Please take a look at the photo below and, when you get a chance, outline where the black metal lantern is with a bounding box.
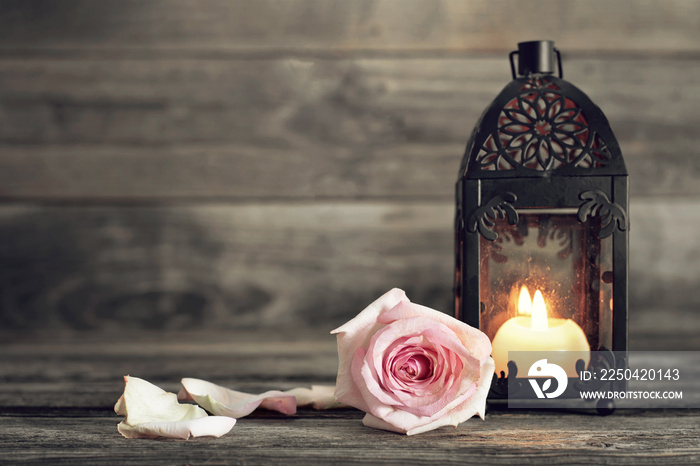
[454,41,628,404]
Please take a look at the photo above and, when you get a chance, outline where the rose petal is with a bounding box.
[361,413,408,434]
[361,357,494,435]
[353,347,404,420]
[379,300,492,364]
[363,316,480,417]
[114,375,235,439]
[117,417,236,440]
[331,288,407,412]
[115,375,208,425]
[179,378,297,417]
[331,288,408,338]
[368,363,482,434]
[403,357,495,435]
[285,385,346,410]
[332,289,496,435]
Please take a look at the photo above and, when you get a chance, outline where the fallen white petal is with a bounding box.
[285,385,346,410]
[179,378,297,418]
[115,375,205,425]
[115,375,235,439]
[117,416,236,440]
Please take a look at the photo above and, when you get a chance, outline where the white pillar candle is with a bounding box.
[491,288,590,378]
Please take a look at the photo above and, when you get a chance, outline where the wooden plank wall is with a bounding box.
[0,0,698,333]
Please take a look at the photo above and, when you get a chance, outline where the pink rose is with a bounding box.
[331,288,494,435]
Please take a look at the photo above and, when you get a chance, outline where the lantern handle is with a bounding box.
[509,51,518,80]
[555,48,563,79]
[509,48,563,80]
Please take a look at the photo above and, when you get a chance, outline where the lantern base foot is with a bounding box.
[596,398,615,416]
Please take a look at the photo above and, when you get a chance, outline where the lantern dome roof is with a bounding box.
[459,74,627,179]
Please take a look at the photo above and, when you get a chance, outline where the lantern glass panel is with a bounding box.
[480,211,612,376]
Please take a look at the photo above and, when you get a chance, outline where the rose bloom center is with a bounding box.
[396,352,433,382]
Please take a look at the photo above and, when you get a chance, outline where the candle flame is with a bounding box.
[531,290,548,331]
[518,286,532,315]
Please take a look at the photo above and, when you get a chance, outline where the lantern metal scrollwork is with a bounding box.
[454,41,628,408]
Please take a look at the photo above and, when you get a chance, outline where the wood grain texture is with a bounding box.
[0,332,698,464]
[0,200,698,331]
[0,325,696,409]
[0,57,698,200]
[1,410,699,465]
[1,410,697,465]
[1,0,699,56]
[0,4,698,461]
[0,330,340,408]
[0,1,698,336]
[0,203,455,330]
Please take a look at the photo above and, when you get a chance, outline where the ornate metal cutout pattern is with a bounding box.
[467,193,518,241]
[485,214,573,262]
[490,360,523,399]
[490,228,525,264]
[577,190,628,238]
[538,217,574,260]
[476,77,612,171]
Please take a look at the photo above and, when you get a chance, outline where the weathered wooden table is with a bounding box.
[1,327,698,465]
